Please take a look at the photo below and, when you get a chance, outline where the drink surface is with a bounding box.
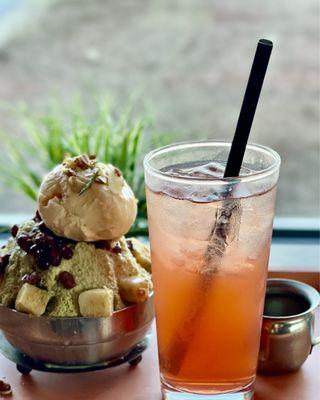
[161,160,255,180]
[146,162,277,394]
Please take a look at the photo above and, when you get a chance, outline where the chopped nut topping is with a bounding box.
[114,167,121,177]
[74,155,92,169]
[63,155,96,173]
[64,168,77,177]
[108,168,124,194]
[95,176,107,184]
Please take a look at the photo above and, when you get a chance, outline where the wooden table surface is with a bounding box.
[0,324,319,400]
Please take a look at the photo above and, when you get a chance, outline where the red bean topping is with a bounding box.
[0,254,10,273]
[126,240,134,252]
[58,271,76,289]
[35,234,55,250]
[38,221,54,235]
[111,243,122,254]
[11,225,19,237]
[17,235,33,253]
[16,222,74,269]
[22,272,41,286]
[29,244,46,258]
[94,241,111,250]
[50,250,62,267]
[36,257,51,271]
[33,210,42,222]
[61,246,73,260]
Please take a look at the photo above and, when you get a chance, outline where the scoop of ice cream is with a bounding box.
[38,155,137,241]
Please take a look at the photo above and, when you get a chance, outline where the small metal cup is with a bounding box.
[258,278,320,374]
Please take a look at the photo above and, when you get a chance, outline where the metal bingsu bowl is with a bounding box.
[0,295,154,366]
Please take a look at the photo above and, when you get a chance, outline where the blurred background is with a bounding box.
[0,0,319,219]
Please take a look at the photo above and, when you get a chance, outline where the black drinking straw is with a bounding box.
[163,39,274,376]
[224,39,273,178]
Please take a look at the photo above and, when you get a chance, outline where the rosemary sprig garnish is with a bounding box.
[79,170,100,196]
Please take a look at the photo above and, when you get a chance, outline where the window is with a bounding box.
[0,1,319,268]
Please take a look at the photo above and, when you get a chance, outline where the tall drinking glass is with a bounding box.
[144,141,280,400]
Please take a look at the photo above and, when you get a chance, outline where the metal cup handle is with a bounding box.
[312,335,320,346]
[310,306,320,351]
